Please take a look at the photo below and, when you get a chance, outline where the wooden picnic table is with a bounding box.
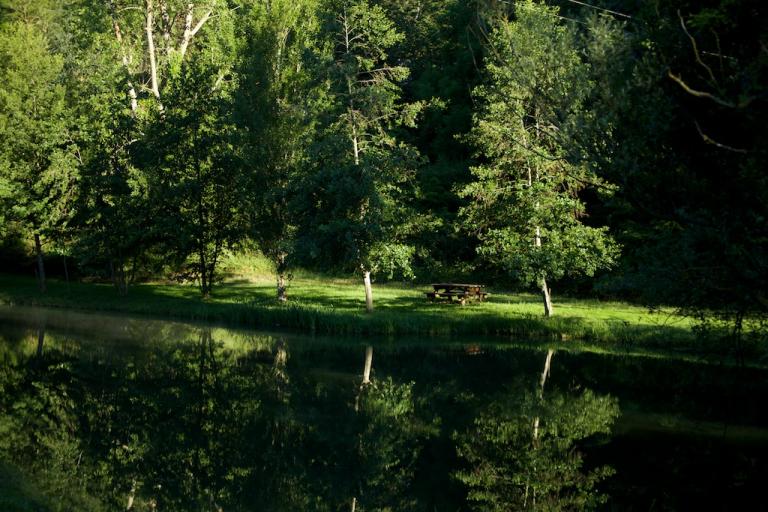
[425,283,488,305]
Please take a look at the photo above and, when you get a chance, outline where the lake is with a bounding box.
[1,305,766,511]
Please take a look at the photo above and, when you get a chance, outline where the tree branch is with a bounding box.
[179,3,212,59]
[145,0,161,102]
[106,0,138,112]
[678,10,718,86]
[667,70,748,108]
[694,120,748,153]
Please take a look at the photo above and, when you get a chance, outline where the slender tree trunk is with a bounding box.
[355,345,373,412]
[179,4,213,59]
[126,479,137,510]
[539,349,554,398]
[277,272,287,302]
[533,349,555,441]
[129,255,138,284]
[534,225,553,317]
[145,0,162,104]
[276,253,287,302]
[541,277,553,317]
[362,345,373,384]
[34,234,46,293]
[36,327,45,357]
[531,347,555,501]
[363,270,373,312]
[107,1,138,112]
[62,255,70,285]
[199,242,209,298]
[351,497,357,512]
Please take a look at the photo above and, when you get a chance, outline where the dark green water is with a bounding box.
[1,306,766,511]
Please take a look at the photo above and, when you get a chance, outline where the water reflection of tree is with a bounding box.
[455,350,619,511]
[1,329,430,511]
[0,324,113,510]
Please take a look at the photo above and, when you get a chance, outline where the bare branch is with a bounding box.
[694,120,748,154]
[667,70,742,108]
[678,10,718,87]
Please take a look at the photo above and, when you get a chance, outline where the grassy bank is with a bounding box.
[0,264,697,346]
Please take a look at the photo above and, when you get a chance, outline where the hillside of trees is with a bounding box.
[1,0,766,331]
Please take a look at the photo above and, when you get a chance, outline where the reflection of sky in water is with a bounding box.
[1,305,767,511]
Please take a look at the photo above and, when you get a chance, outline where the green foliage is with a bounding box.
[235,0,322,279]
[459,1,619,304]
[456,386,619,511]
[140,21,246,296]
[295,0,424,279]
[0,19,78,242]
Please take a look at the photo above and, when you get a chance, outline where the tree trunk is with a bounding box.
[145,0,161,102]
[539,349,554,398]
[533,224,552,316]
[107,1,139,112]
[276,253,287,302]
[199,247,209,298]
[363,270,373,312]
[62,255,70,285]
[126,479,137,510]
[540,277,553,317]
[362,345,373,384]
[533,349,555,442]
[36,327,45,357]
[34,234,46,293]
[355,345,374,412]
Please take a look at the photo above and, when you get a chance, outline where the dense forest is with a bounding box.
[0,0,766,329]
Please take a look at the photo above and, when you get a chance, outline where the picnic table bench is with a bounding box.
[425,283,488,305]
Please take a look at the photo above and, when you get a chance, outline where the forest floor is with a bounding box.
[0,253,704,349]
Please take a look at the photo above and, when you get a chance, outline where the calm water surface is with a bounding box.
[1,305,767,511]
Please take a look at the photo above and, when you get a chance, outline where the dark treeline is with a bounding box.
[0,0,766,326]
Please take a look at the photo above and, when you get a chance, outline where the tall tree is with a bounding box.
[69,15,150,294]
[141,11,247,298]
[459,0,619,316]
[0,16,78,292]
[236,0,321,302]
[297,0,423,312]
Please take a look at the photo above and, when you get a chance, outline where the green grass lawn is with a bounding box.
[0,253,698,347]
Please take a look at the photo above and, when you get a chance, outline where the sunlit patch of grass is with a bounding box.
[0,252,703,346]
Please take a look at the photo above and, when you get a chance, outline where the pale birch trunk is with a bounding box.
[527,349,555,508]
[355,345,373,412]
[532,349,554,441]
[362,345,373,384]
[534,226,553,317]
[540,278,553,317]
[34,233,46,293]
[363,270,374,313]
[352,345,374,509]
[179,4,213,59]
[145,0,162,107]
